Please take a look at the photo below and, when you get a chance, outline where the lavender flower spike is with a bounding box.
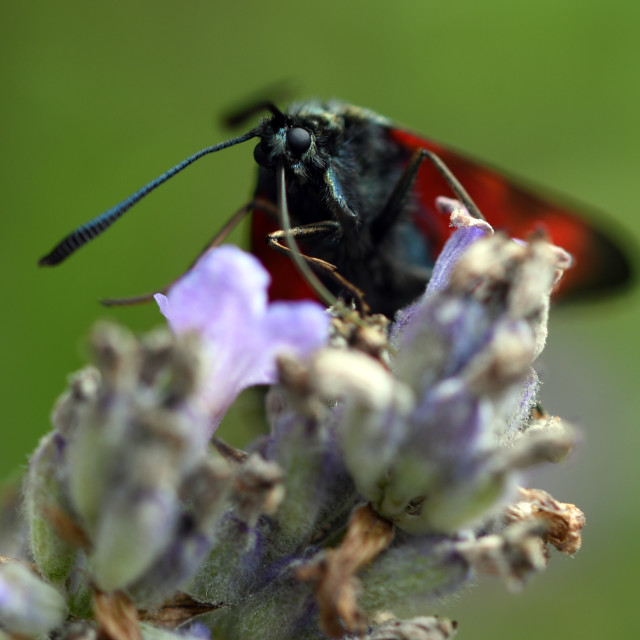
[340,201,574,533]
[4,197,584,639]
[156,245,330,429]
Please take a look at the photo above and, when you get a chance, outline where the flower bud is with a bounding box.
[0,560,67,636]
[25,432,79,583]
[90,487,179,592]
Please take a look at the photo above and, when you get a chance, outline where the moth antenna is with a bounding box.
[419,149,486,222]
[224,101,287,129]
[38,130,259,266]
[223,84,294,128]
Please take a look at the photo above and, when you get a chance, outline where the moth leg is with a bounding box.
[372,148,485,245]
[267,220,341,246]
[324,167,359,225]
[101,201,254,306]
[187,200,256,269]
[418,148,485,221]
[267,222,370,313]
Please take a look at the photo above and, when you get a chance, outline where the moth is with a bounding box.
[39,100,633,317]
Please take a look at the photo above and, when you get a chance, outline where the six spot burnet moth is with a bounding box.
[39,100,633,317]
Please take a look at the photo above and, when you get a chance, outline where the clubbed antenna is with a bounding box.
[38,130,258,266]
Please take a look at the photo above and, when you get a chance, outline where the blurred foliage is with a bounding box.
[1,1,639,638]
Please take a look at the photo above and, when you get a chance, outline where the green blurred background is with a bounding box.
[2,1,639,637]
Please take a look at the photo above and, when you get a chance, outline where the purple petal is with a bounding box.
[425,198,493,296]
[156,246,329,428]
[154,246,269,337]
[392,200,492,336]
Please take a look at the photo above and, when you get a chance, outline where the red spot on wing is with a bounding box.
[250,130,631,307]
[390,128,632,299]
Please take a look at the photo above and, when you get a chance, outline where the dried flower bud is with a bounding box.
[367,616,458,640]
[503,487,585,555]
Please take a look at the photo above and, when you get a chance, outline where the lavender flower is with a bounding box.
[297,202,573,536]
[6,202,585,640]
[155,245,330,429]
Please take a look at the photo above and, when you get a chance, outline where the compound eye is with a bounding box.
[253,142,269,167]
[286,127,311,156]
